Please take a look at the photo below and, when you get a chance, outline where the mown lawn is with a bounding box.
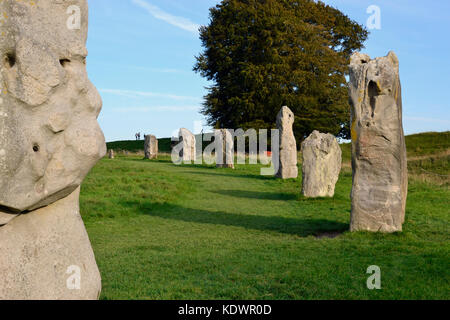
[80,145,449,299]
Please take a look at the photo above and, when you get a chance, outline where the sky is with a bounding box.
[86,0,450,142]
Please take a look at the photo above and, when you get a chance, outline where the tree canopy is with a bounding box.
[194,0,368,142]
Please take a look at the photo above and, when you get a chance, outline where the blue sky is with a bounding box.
[87,0,450,141]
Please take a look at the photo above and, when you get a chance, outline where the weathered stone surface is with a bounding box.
[0,188,101,300]
[108,149,114,159]
[276,106,298,179]
[348,51,408,233]
[0,0,104,299]
[301,131,342,198]
[0,211,18,226]
[144,134,158,160]
[0,0,106,213]
[179,128,196,163]
[216,129,234,169]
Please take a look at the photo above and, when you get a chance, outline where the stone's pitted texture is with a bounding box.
[0,0,106,213]
[108,149,115,159]
[216,129,234,169]
[276,106,298,179]
[179,128,196,163]
[348,51,408,233]
[0,211,18,226]
[0,188,101,300]
[0,1,104,299]
[301,131,342,198]
[144,134,158,160]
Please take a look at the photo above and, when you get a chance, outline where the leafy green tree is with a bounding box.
[194,0,368,142]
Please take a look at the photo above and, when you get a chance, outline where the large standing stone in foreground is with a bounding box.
[144,134,158,160]
[301,131,342,198]
[348,51,408,233]
[276,106,298,179]
[0,1,105,212]
[0,0,105,299]
[179,128,196,163]
[216,129,234,169]
[0,188,101,300]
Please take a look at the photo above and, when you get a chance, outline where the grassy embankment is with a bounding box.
[79,131,449,299]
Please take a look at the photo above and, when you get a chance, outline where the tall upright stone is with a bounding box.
[348,51,408,233]
[144,134,158,160]
[179,128,196,163]
[108,149,115,159]
[301,131,342,198]
[216,129,234,169]
[0,0,105,299]
[276,106,298,179]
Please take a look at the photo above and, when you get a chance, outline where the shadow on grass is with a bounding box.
[121,201,348,238]
[184,170,276,181]
[212,189,298,201]
[122,158,222,169]
[122,158,174,164]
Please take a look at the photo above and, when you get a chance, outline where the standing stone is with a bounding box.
[144,134,158,160]
[108,149,115,159]
[216,129,234,169]
[301,131,342,198]
[0,189,101,300]
[276,106,298,179]
[179,128,196,163]
[348,51,408,233]
[0,0,105,299]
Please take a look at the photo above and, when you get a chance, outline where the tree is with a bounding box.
[194,0,368,143]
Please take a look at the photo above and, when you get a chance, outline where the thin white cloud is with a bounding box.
[100,89,201,102]
[113,106,199,112]
[405,117,450,124]
[131,0,200,34]
[126,65,184,73]
[149,68,182,74]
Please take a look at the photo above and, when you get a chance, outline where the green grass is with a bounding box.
[107,136,204,154]
[81,132,450,300]
[106,138,172,153]
[406,131,450,157]
[106,140,144,153]
[111,131,449,163]
[340,131,450,163]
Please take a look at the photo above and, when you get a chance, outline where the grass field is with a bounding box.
[82,132,450,300]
